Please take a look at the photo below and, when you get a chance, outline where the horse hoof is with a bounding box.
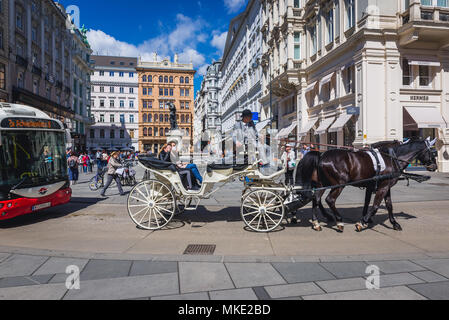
[337,225,344,233]
[355,223,364,233]
[393,223,403,231]
[291,217,298,225]
[313,225,322,232]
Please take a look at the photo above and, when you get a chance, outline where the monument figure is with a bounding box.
[168,102,178,130]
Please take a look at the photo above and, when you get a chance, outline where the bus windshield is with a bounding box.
[0,130,68,199]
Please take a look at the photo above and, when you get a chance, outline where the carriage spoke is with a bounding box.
[129,204,148,208]
[256,214,262,230]
[267,211,283,217]
[265,214,278,226]
[144,183,150,200]
[243,205,260,211]
[266,204,283,210]
[248,213,262,225]
[157,206,173,214]
[136,188,150,202]
[266,197,277,207]
[139,208,150,224]
[247,197,260,207]
[152,209,161,228]
[131,206,149,218]
[262,214,269,230]
[243,210,259,217]
[154,208,169,223]
[129,195,148,204]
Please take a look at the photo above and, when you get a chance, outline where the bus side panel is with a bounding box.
[0,188,72,221]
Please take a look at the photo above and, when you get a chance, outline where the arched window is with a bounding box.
[164,114,168,123]
[154,127,158,136]
[159,114,163,122]
[148,114,152,123]
[142,114,147,123]
[148,128,152,136]
[142,75,147,82]
[154,114,158,122]
[186,115,190,123]
[169,76,173,83]
[159,76,163,82]
[181,115,185,123]
[185,77,189,84]
[164,76,168,83]
[180,77,184,84]
[148,75,152,82]
[143,128,147,136]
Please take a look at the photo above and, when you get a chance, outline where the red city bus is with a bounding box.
[0,103,72,220]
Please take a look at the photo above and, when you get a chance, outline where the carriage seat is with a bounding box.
[206,163,249,173]
[138,157,177,172]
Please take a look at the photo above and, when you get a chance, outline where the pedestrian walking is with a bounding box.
[281,143,296,186]
[100,151,125,197]
[67,152,79,186]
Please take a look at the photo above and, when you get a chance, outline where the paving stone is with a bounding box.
[378,273,424,288]
[0,276,37,288]
[129,261,177,276]
[64,273,179,300]
[265,282,324,299]
[80,259,132,281]
[48,273,68,284]
[30,274,55,285]
[412,259,449,278]
[0,283,67,300]
[303,286,427,300]
[409,281,449,300]
[252,287,271,300]
[179,262,234,294]
[152,292,210,300]
[272,263,336,284]
[209,288,258,300]
[320,262,369,279]
[366,260,425,274]
[0,255,48,278]
[33,257,89,276]
[315,278,367,293]
[412,271,448,283]
[0,253,10,263]
[225,263,286,288]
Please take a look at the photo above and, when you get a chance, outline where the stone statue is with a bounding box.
[168,102,178,130]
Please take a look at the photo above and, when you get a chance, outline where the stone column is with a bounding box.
[439,55,449,173]
[385,39,402,142]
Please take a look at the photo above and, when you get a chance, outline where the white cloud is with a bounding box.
[211,31,228,52]
[86,14,210,75]
[224,0,246,13]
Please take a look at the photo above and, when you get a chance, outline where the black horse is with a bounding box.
[295,138,438,232]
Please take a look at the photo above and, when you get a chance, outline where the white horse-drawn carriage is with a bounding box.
[127,156,296,233]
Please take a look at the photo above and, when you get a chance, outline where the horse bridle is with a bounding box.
[380,140,437,169]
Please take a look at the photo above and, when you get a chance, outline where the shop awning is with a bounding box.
[304,82,317,94]
[298,118,318,137]
[329,114,354,133]
[404,107,447,129]
[276,121,298,139]
[319,73,334,87]
[408,60,440,67]
[315,117,336,135]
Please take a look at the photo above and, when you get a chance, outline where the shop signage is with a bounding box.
[347,107,360,115]
[410,95,429,101]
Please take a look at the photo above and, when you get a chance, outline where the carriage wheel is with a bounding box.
[127,180,176,230]
[241,189,285,232]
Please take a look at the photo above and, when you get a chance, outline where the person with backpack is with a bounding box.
[100,151,125,197]
[67,152,79,186]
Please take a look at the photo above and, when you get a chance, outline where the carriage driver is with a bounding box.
[232,109,268,165]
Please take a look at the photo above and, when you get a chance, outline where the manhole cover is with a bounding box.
[183,244,216,255]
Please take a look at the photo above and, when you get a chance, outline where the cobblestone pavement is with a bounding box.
[0,165,449,299]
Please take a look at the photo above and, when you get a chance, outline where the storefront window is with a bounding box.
[327,132,338,149]
[419,66,431,87]
[402,59,412,86]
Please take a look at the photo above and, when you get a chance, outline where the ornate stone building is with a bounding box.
[137,54,195,154]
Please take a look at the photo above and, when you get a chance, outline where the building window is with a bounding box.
[143,128,148,137]
[148,101,153,108]
[110,130,115,139]
[344,66,354,94]
[110,100,115,108]
[143,114,147,123]
[185,89,189,96]
[294,32,301,60]
[154,113,158,122]
[326,9,334,44]
[159,101,164,109]
[159,76,163,82]
[143,75,147,82]
[180,101,184,109]
[120,114,125,123]
[148,75,152,82]
[100,114,105,122]
[170,88,174,96]
[148,128,153,136]
[17,72,24,88]
[419,65,432,87]
[120,87,124,93]
[180,89,185,96]
[100,71,105,76]
[160,114,164,123]
[160,128,164,136]
[110,86,114,93]
[90,129,95,139]
[110,71,114,77]
[148,88,152,96]
[185,102,190,109]
[148,114,152,122]
[120,130,125,139]
[129,72,134,78]
[169,76,173,83]
[164,76,168,83]
[16,12,23,30]
[185,77,190,84]
[159,88,164,96]
[180,77,184,84]
[310,26,317,55]
[110,114,115,123]
[345,0,355,30]
[143,88,147,95]
[100,86,104,92]
[130,100,134,108]
[120,100,124,108]
[164,88,169,96]
[130,115,134,123]
[165,114,169,122]
[402,58,412,86]
[119,72,124,77]
[100,129,105,139]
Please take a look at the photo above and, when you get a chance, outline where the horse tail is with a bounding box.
[297,151,321,187]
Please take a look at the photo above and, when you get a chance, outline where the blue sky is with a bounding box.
[58,0,249,92]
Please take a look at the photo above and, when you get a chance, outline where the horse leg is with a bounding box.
[385,189,402,231]
[362,186,374,225]
[325,187,345,233]
[356,187,390,232]
[311,193,323,232]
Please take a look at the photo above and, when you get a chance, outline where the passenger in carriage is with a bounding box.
[168,141,203,186]
[158,144,198,191]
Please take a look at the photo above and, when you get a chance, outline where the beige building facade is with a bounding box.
[260,0,449,172]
